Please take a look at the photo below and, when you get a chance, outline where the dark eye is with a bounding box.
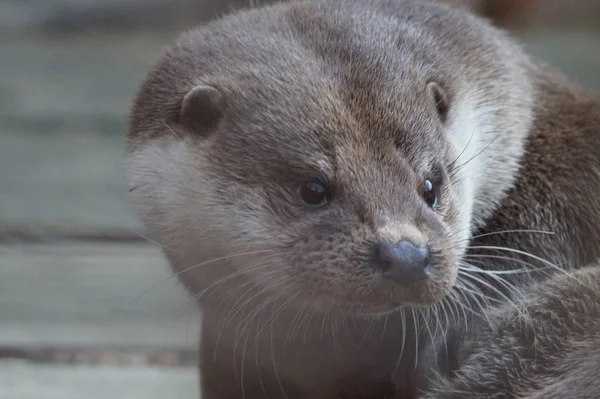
[422,179,438,208]
[299,180,330,206]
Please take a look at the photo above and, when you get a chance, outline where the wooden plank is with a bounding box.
[0,242,200,350]
[0,362,199,399]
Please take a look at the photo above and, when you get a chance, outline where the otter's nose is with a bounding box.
[373,241,431,286]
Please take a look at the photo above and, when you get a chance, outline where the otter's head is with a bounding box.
[126,0,533,316]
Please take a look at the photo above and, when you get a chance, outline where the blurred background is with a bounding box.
[0,0,598,398]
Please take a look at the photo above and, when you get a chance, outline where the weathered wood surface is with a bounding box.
[0,362,199,399]
[0,242,200,350]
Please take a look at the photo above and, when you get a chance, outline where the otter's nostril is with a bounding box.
[373,240,431,286]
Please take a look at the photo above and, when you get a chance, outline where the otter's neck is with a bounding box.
[470,67,600,278]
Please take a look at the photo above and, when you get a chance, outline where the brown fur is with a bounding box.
[125,0,600,398]
[415,66,600,399]
[421,263,600,399]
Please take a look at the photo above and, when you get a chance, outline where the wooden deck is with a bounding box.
[0,240,202,398]
[0,240,200,351]
[1,3,599,396]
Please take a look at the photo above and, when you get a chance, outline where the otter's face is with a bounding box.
[127,72,466,316]
[127,0,532,316]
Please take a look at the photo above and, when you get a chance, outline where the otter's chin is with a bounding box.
[327,267,458,318]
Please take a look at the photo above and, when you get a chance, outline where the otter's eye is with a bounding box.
[423,179,438,208]
[299,180,329,206]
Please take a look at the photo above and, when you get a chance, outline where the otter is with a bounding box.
[125,0,600,398]
[421,262,600,399]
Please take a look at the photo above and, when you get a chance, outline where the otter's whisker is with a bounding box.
[300,303,319,344]
[254,322,269,399]
[131,229,172,250]
[287,294,312,343]
[178,250,277,277]
[463,254,558,279]
[430,302,441,344]
[448,123,477,170]
[254,287,304,342]
[423,308,436,362]
[440,296,451,336]
[233,282,299,366]
[465,281,505,313]
[224,277,289,358]
[453,282,494,330]
[458,264,531,275]
[457,271,509,308]
[214,281,263,362]
[250,286,305,356]
[458,262,527,301]
[331,306,343,353]
[458,270,526,318]
[467,245,572,277]
[161,119,183,140]
[448,288,470,328]
[271,315,290,399]
[452,130,501,174]
[462,252,538,270]
[233,276,294,335]
[198,271,275,361]
[321,302,335,341]
[240,315,253,399]
[393,307,407,377]
[412,308,420,370]
[438,298,450,358]
[134,249,276,301]
[467,229,554,241]
[357,317,377,349]
[461,276,503,317]
[444,290,458,323]
[199,260,280,303]
[271,289,304,329]
[380,314,389,341]
[202,263,282,327]
[257,297,297,399]
[184,270,271,351]
[446,225,472,241]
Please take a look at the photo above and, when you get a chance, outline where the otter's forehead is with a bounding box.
[158,3,456,153]
[129,0,524,182]
[130,0,516,144]
[190,56,443,188]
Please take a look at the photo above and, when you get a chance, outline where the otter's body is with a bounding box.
[417,67,600,399]
[423,263,600,399]
[126,0,600,398]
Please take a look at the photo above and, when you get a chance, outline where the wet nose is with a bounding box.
[373,240,431,285]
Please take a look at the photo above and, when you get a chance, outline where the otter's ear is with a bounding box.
[180,85,225,136]
[427,82,449,123]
